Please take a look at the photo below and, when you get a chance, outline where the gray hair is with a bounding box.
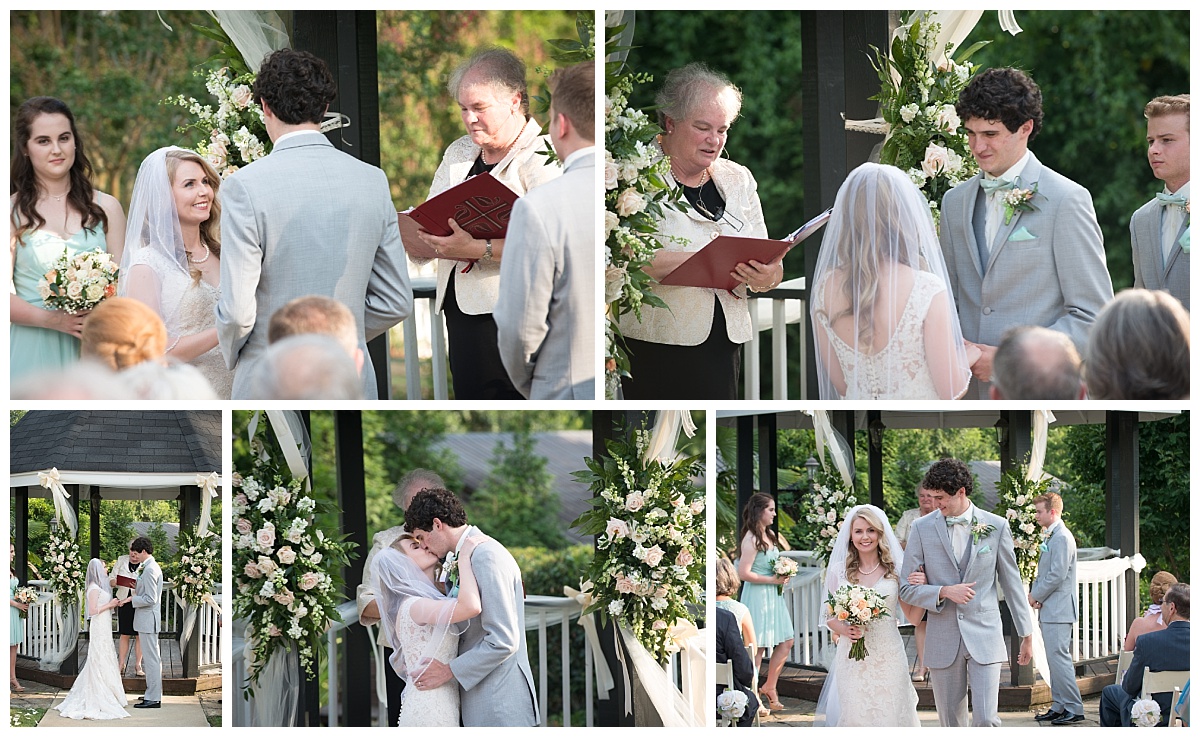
[393,469,447,511]
[992,325,1083,400]
[448,47,529,115]
[655,62,743,129]
[1085,289,1190,400]
[249,334,362,400]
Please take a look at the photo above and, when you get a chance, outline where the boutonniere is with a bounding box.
[438,552,459,587]
[135,560,146,578]
[971,521,996,544]
[1038,527,1052,553]
[1002,181,1039,225]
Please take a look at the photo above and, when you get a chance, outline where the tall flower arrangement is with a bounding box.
[871,13,987,222]
[603,21,688,399]
[795,467,858,567]
[168,526,219,607]
[993,464,1053,583]
[571,420,705,662]
[233,415,355,692]
[45,525,86,602]
[167,67,269,179]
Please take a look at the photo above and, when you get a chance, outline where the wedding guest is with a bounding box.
[1028,492,1084,725]
[940,68,1114,397]
[217,48,411,400]
[269,295,364,375]
[120,147,232,398]
[110,546,143,677]
[715,558,756,652]
[894,484,936,681]
[1131,94,1189,310]
[1101,583,1190,726]
[357,468,446,728]
[715,607,759,727]
[494,60,595,399]
[989,325,1085,400]
[1085,289,1189,400]
[247,334,362,400]
[618,63,777,400]
[10,361,136,400]
[10,543,27,692]
[81,296,167,370]
[737,493,794,712]
[10,96,126,381]
[414,47,561,400]
[1124,571,1178,652]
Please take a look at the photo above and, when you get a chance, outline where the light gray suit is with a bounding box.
[216,132,412,399]
[493,149,596,399]
[131,555,163,702]
[940,152,1114,397]
[1130,197,1190,310]
[900,507,1034,727]
[1030,520,1083,717]
[449,534,538,726]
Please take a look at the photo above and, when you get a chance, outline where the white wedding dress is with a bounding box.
[395,598,461,726]
[814,269,950,400]
[831,576,919,727]
[55,584,130,720]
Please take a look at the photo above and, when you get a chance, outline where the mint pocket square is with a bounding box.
[1008,226,1037,242]
[978,545,992,555]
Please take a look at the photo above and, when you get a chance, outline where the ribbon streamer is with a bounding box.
[1027,410,1056,481]
[38,467,78,538]
[642,410,697,468]
[196,472,220,538]
[564,583,616,698]
[803,411,854,490]
[176,590,224,654]
[266,410,311,491]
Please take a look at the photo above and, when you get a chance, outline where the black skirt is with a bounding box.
[117,599,136,636]
[621,297,741,400]
[443,274,525,400]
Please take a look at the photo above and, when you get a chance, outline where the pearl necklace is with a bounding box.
[481,116,529,165]
[671,165,709,189]
[858,560,882,576]
[186,242,211,265]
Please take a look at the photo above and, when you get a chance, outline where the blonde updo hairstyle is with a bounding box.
[81,297,166,370]
[844,506,899,584]
[1150,571,1179,605]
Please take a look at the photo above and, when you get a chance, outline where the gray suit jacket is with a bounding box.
[900,508,1033,668]
[450,535,538,726]
[940,152,1114,396]
[1130,198,1190,310]
[130,556,162,634]
[216,133,412,399]
[494,150,596,399]
[1030,521,1078,624]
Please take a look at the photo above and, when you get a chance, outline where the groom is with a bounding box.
[900,459,1033,727]
[939,67,1113,398]
[126,537,163,709]
[404,488,539,726]
[217,48,413,399]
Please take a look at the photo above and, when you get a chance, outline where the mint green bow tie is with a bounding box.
[980,178,1014,196]
[1155,192,1188,208]
[946,514,970,527]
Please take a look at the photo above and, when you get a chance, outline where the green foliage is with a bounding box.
[962,10,1190,290]
[11,411,28,427]
[468,426,567,550]
[993,464,1055,583]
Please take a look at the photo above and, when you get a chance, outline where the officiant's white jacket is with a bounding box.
[415,120,561,316]
[617,157,767,346]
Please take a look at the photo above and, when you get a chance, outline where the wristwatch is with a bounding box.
[481,239,494,262]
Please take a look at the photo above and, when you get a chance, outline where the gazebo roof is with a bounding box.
[10,410,220,497]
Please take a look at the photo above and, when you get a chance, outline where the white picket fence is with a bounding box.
[17,580,223,670]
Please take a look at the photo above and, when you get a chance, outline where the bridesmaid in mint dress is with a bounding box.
[10,97,125,382]
[737,492,795,712]
[11,543,28,692]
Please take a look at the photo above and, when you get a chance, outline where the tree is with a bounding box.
[468,424,567,550]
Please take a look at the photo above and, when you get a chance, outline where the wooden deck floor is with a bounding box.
[16,634,220,694]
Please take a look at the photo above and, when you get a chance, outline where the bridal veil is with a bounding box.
[371,546,463,682]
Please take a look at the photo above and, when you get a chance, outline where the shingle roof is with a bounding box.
[10,411,221,475]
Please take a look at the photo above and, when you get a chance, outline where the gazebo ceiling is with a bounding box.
[715,409,1179,430]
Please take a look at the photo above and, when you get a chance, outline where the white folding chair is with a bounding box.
[1116,650,1134,685]
[746,644,762,726]
[1141,669,1190,726]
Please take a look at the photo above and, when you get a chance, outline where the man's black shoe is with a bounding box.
[1051,712,1085,725]
[1035,709,1065,722]
[133,701,161,709]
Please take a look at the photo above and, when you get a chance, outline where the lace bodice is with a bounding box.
[815,269,947,399]
[395,598,461,726]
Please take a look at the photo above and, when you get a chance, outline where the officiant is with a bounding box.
[618,63,779,400]
[414,48,561,400]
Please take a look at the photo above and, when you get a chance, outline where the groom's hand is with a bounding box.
[1017,636,1033,666]
[413,659,453,690]
[939,582,976,604]
[966,342,996,381]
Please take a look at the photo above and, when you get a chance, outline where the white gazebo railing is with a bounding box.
[398,276,450,400]
[743,281,808,400]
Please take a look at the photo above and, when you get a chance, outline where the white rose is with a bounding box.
[615,188,646,217]
[231,85,254,109]
[608,600,624,616]
[619,161,639,182]
[921,143,953,179]
[899,103,920,123]
[604,210,620,239]
[643,545,665,567]
[277,546,296,565]
[37,281,53,299]
[604,159,619,190]
[66,281,84,299]
[935,104,961,133]
[625,491,645,512]
[605,518,630,539]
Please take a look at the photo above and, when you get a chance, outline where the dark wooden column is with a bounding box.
[89,486,101,561]
[867,411,884,507]
[736,415,757,525]
[758,413,778,505]
[333,410,371,726]
[997,411,1033,686]
[179,485,203,678]
[14,487,29,583]
[1105,412,1140,626]
[293,11,391,400]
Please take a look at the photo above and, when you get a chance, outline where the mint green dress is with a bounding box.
[740,547,795,648]
[10,576,23,645]
[10,226,108,381]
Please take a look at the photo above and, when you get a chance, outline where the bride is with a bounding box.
[815,505,923,727]
[811,163,974,399]
[55,559,130,720]
[373,532,483,726]
[119,146,232,398]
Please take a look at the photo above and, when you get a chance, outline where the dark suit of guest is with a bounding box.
[1100,619,1190,726]
[715,607,758,727]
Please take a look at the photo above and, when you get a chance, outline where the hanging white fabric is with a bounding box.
[1027,410,1057,481]
[211,10,289,73]
[803,410,854,490]
[38,468,78,537]
[565,584,616,699]
[196,471,220,538]
[642,410,697,467]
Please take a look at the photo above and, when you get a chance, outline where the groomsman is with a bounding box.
[1028,492,1085,725]
[1131,94,1190,310]
[493,61,596,399]
[939,68,1114,398]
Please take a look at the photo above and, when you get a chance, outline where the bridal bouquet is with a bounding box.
[827,583,890,661]
[1131,698,1163,727]
[167,66,270,179]
[772,556,799,595]
[994,464,1052,582]
[13,586,39,619]
[37,248,118,314]
[716,688,749,726]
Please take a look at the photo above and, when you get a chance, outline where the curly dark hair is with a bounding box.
[956,67,1043,141]
[10,97,107,245]
[253,49,338,125]
[130,536,153,554]
[405,487,468,532]
[922,458,972,498]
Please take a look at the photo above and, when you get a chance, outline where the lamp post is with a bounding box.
[805,456,820,480]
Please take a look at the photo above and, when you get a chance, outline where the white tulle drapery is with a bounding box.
[38,468,78,537]
[36,467,81,671]
[619,625,706,727]
[802,410,854,490]
[211,11,289,73]
[564,584,617,699]
[1027,410,1056,481]
[642,410,697,467]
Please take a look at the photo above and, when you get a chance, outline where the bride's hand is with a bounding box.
[907,570,927,586]
[842,624,863,641]
[460,535,486,555]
